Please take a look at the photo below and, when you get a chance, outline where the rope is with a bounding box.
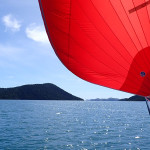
[145,96,150,115]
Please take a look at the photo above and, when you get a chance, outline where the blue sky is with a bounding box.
[0,0,133,99]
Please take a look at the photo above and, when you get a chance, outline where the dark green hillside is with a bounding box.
[120,95,145,101]
[0,83,83,100]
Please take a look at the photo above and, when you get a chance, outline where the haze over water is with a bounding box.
[0,100,150,150]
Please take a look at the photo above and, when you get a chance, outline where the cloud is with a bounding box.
[25,23,49,44]
[2,14,21,32]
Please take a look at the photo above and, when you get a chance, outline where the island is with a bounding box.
[87,95,146,101]
[0,83,83,100]
[119,95,145,101]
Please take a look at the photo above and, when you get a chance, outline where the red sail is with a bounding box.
[39,0,150,96]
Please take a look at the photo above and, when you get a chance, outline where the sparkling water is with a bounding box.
[0,100,149,150]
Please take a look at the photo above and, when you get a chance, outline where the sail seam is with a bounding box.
[132,0,150,68]
[89,0,136,65]
[58,50,149,95]
[68,0,72,67]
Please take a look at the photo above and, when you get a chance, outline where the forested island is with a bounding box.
[0,83,147,101]
[0,83,83,100]
[119,95,145,101]
[88,95,146,101]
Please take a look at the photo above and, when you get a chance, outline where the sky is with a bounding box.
[0,0,133,99]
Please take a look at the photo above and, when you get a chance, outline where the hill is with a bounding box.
[87,95,146,101]
[87,98,119,101]
[0,83,83,100]
[120,95,145,101]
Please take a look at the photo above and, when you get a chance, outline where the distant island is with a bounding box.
[0,83,83,100]
[0,83,146,101]
[88,95,146,101]
[88,98,119,101]
[119,95,145,101]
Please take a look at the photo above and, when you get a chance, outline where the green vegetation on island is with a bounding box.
[0,83,83,100]
[119,95,145,101]
[88,95,146,101]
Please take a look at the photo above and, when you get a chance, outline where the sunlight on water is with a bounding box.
[0,100,150,150]
[135,136,140,139]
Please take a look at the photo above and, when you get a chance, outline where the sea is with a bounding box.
[0,100,150,150]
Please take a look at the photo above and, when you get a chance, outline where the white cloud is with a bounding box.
[25,23,49,44]
[2,14,21,32]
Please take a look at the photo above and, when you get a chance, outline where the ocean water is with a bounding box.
[0,100,150,150]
